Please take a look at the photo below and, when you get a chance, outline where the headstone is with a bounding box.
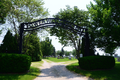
[114,54,118,58]
[117,57,120,62]
[69,56,71,60]
[57,55,60,59]
[80,54,83,58]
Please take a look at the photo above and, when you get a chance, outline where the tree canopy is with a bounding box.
[23,31,43,61]
[6,0,49,35]
[0,0,12,24]
[40,37,55,57]
[87,0,120,55]
[50,6,90,58]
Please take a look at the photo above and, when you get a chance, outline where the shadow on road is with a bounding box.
[37,64,93,80]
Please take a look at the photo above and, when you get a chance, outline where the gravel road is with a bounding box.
[34,59,93,80]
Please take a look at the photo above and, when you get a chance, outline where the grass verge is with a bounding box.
[0,61,43,80]
[31,61,43,67]
[66,60,120,80]
[46,57,77,62]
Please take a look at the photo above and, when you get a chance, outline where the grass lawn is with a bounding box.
[0,61,43,80]
[45,57,77,62]
[66,59,120,80]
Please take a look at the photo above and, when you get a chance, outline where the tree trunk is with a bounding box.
[76,49,80,59]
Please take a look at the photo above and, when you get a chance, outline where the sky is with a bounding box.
[42,0,95,51]
[42,0,120,56]
[44,0,95,16]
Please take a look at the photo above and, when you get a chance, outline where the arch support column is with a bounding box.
[84,29,90,56]
[19,23,24,54]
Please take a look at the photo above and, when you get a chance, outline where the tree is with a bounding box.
[40,37,54,57]
[56,50,61,56]
[23,32,43,61]
[50,6,90,58]
[60,47,64,57]
[0,0,12,24]
[0,30,18,53]
[6,0,49,39]
[52,47,56,57]
[87,0,120,55]
[71,49,76,56]
[65,51,70,56]
[4,0,49,56]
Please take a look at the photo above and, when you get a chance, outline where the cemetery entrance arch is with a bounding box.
[19,18,90,56]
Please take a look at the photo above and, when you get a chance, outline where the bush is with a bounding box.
[78,56,115,70]
[0,53,31,73]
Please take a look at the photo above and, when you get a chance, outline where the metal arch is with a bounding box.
[19,18,90,56]
[23,18,86,34]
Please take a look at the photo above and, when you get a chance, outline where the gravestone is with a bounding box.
[117,57,120,62]
[57,55,60,59]
[80,54,83,58]
[69,56,71,60]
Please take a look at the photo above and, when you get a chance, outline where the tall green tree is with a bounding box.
[87,0,120,55]
[59,47,64,57]
[40,37,54,57]
[0,30,18,53]
[65,51,70,56]
[50,6,90,58]
[71,49,76,56]
[23,32,43,61]
[52,47,56,57]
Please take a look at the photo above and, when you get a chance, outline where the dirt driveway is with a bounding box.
[34,59,93,80]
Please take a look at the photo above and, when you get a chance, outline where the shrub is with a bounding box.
[0,53,31,73]
[78,56,115,70]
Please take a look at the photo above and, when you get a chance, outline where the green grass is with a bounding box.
[46,57,77,62]
[31,61,43,67]
[66,59,120,80]
[0,61,43,80]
